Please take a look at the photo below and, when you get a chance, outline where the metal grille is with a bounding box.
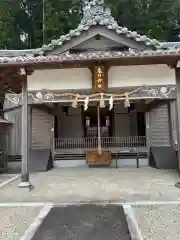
[55,136,147,150]
[86,126,109,137]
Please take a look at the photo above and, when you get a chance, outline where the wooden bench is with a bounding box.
[114,149,148,168]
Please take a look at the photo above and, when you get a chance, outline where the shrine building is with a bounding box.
[0,0,180,185]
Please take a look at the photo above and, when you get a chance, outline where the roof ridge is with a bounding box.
[42,0,163,52]
[1,49,180,66]
[0,48,43,57]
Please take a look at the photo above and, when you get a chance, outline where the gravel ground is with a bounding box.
[0,207,42,240]
[133,204,180,240]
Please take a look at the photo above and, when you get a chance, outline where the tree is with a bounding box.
[0,0,20,49]
[18,0,43,48]
[105,0,180,41]
[1,0,180,50]
[43,0,83,44]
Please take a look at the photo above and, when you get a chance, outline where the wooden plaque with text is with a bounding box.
[92,65,107,93]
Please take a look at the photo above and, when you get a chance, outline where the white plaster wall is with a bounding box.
[108,65,175,87]
[28,68,92,91]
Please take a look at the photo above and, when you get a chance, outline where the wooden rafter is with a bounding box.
[0,67,23,94]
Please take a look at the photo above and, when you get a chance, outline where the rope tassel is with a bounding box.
[124,92,130,108]
[72,95,78,108]
[100,93,105,108]
[109,96,114,110]
[84,96,89,111]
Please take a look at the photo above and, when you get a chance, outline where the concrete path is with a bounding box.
[0,167,180,203]
[31,205,131,240]
[0,167,180,239]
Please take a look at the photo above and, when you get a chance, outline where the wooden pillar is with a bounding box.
[29,105,32,159]
[18,76,31,188]
[175,68,180,188]
[167,102,173,147]
[97,105,102,155]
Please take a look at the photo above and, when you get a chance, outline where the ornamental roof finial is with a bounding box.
[81,0,114,26]
[83,0,105,13]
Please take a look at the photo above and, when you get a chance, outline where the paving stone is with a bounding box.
[32,205,131,240]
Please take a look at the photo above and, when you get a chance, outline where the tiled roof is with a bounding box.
[0,0,179,61]
[0,41,179,60]
[162,42,180,49]
[0,49,180,66]
[0,118,12,124]
[41,0,163,52]
[0,1,180,59]
[0,48,42,57]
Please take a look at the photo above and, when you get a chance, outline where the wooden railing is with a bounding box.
[54,136,147,150]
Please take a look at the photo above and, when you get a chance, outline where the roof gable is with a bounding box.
[72,35,124,52]
[42,0,163,54]
[49,26,154,55]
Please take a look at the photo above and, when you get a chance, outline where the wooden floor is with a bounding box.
[54,147,148,155]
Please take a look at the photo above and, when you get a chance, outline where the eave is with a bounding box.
[0,50,179,69]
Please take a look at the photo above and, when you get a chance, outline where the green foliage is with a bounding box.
[43,0,83,44]
[0,0,20,49]
[105,0,180,41]
[0,0,180,49]
[20,0,43,48]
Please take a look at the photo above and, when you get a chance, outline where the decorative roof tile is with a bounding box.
[0,49,180,66]
[42,0,163,53]
[0,48,43,57]
[0,1,180,58]
[162,42,180,49]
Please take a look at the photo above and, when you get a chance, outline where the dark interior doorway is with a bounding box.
[137,112,146,136]
[83,106,113,137]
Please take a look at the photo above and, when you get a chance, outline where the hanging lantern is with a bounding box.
[86,116,90,127]
[106,116,110,127]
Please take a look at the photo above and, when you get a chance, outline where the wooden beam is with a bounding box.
[31,103,54,115]
[145,99,169,112]
[0,53,180,70]
[175,68,180,168]
[0,68,22,94]
[97,104,102,155]
[167,101,174,147]
[127,99,170,113]
[175,67,180,188]
[18,75,31,188]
